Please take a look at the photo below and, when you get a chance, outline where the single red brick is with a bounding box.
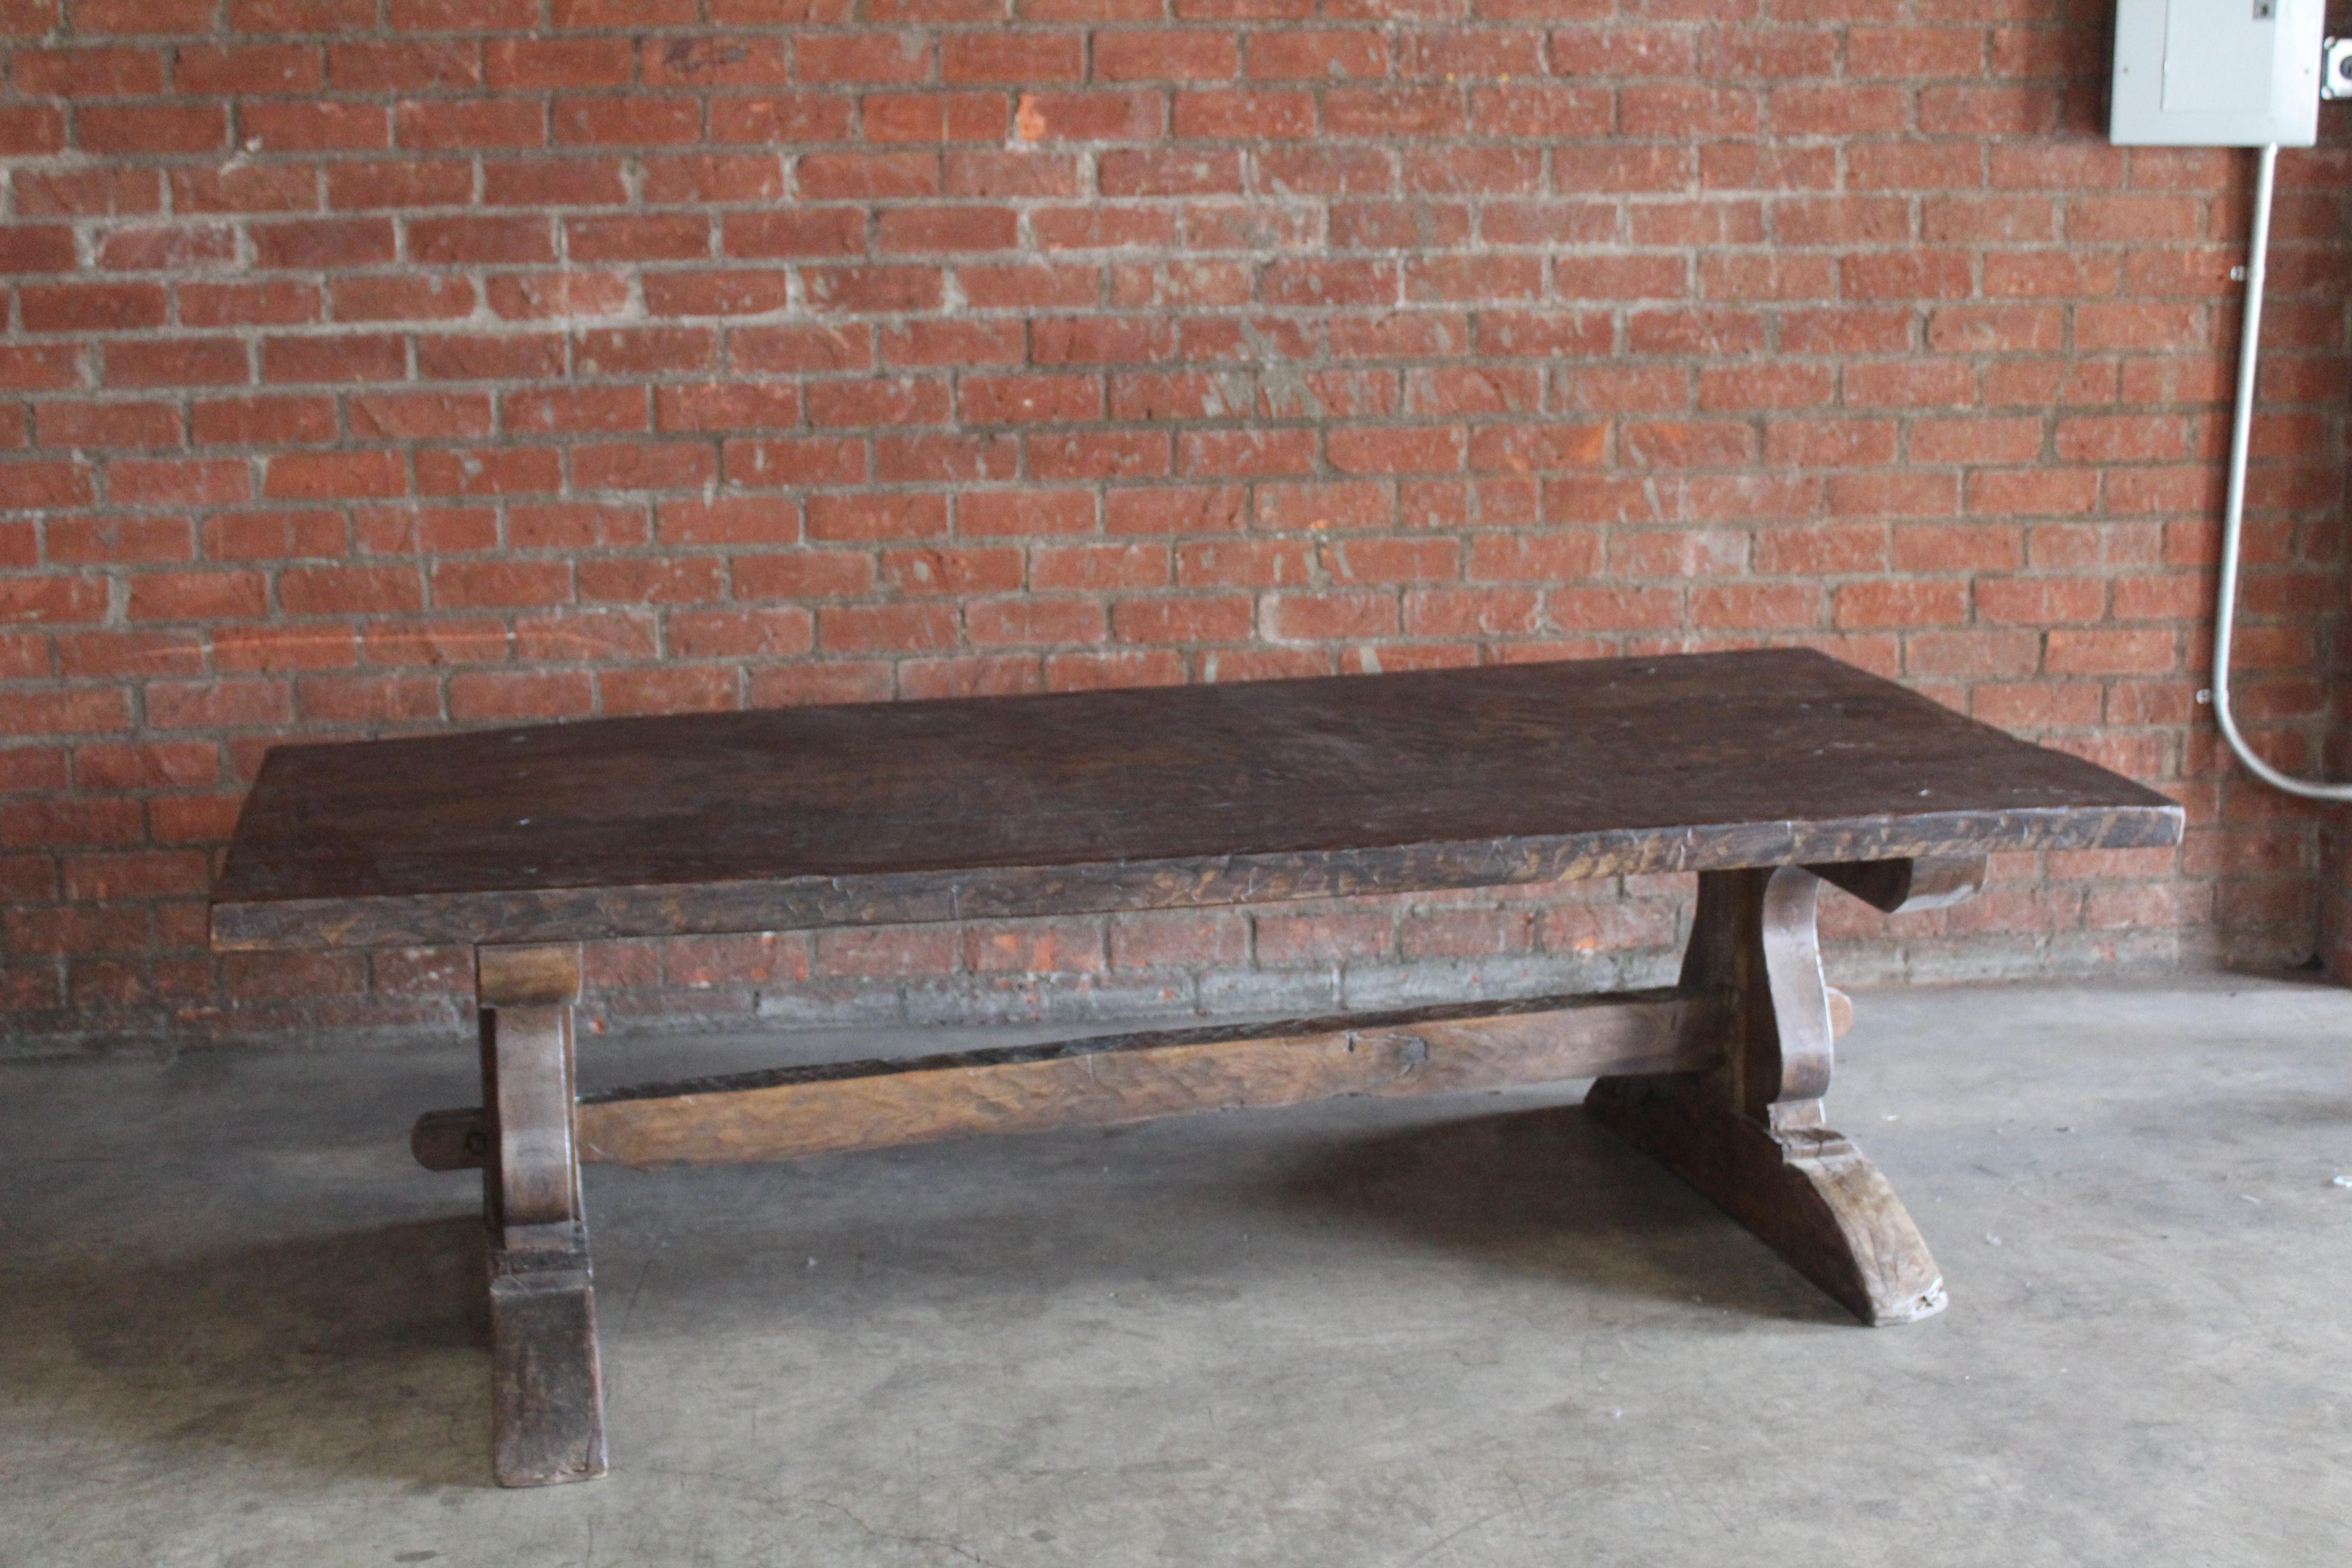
[574,327,719,377]
[447,670,595,723]
[898,655,1047,701]
[959,373,1102,425]
[723,435,868,487]
[872,432,1017,483]
[482,157,627,206]
[642,269,794,317]
[818,601,958,653]
[12,46,164,97]
[569,213,713,263]
[127,570,268,622]
[76,102,225,154]
[200,507,343,559]
[647,36,794,92]
[881,319,1025,369]
[326,38,482,93]
[943,30,1081,83]
[240,100,387,152]
[814,926,959,979]
[143,675,294,730]
[723,208,863,259]
[805,491,947,542]
[484,271,632,321]
[331,274,477,322]
[555,94,701,146]
[261,334,407,384]
[0,225,75,274]
[706,93,857,144]
[19,282,166,333]
[730,549,875,601]
[667,607,814,658]
[278,564,424,617]
[0,103,68,156]
[959,489,1096,536]
[395,97,544,151]
[407,215,555,266]
[487,36,634,90]
[250,217,396,269]
[414,446,563,496]
[34,400,181,449]
[1097,30,1239,81]
[578,556,725,606]
[862,89,1005,143]
[955,262,1100,310]
[565,453,706,511]
[1262,590,1396,640]
[877,205,1018,253]
[1027,429,1169,481]
[177,280,319,328]
[967,596,1105,647]
[655,382,802,432]
[264,450,407,500]
[1246,29,1386,80]
[10,166,159,217]
[0,460,95,509]
[801,264,943,314]
[190,395,334,451]
[1011,89,1161,142]
[72,741,219,792]
[502,385,647,436]
[108,456,250,507]
[46,514,191,565]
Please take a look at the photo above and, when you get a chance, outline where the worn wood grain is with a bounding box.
[414,989,1728,1172]
[210,650,2181,951]
[487,1237,607,1487]
[477,942,584,1009]
[1583,1073,1947,1326]
[477,943,604,1486]
[1588,862,1948,1326]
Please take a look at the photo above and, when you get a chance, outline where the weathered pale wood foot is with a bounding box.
[477,943,607,1486]
[1588,860,1976,1326]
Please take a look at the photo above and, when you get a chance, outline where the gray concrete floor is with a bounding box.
[4,979,2350,1567]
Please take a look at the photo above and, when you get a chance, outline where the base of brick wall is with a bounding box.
[0,919,2273,1064]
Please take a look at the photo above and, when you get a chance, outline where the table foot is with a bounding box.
[1585,1070,1945,1325]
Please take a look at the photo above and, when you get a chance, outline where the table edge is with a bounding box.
[210,802,2185,953]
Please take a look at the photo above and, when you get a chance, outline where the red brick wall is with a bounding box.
[2,1,2345,1052]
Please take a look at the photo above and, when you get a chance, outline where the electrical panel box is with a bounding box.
[2110,0,2324,145]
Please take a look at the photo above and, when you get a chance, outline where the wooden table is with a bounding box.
[210,648,2181,1485]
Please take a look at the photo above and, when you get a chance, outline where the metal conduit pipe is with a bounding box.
[2207,142,2352,801]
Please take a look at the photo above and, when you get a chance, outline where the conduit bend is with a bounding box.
[2208,142,2352,800]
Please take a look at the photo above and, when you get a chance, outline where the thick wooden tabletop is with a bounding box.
[211,648,2181,952]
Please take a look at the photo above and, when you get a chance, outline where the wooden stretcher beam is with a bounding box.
[411,985,1808,1173]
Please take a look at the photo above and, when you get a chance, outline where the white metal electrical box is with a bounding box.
[2110,0,2324,145]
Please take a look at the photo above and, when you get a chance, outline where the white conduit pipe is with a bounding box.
[2207,142,2352,800]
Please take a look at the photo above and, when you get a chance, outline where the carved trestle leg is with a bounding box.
[476,942,607,1485]
[1586,862,1955,1326]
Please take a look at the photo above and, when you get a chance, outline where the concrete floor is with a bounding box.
[3,979,2350,1567]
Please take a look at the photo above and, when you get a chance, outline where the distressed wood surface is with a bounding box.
[210,650,2180,952]
[488,1239,606,1489]
[1584,1073,1948,1326]
[414,988,1732,1172]
[476,943,606,1487]
[1588,863,1947,1326]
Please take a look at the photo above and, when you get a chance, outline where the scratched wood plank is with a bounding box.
[211,649,2182,951]
[410,987,1732,1171]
